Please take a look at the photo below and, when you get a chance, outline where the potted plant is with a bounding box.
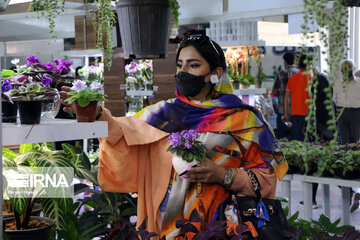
[3,55,74,124]
[64,80,106,122]
[2,142,97,240]
[167,129,207,176]
[248,46,265,88]
[125,60,154,92]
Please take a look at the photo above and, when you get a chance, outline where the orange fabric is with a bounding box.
[286,70,311,116]
[97,109,172,235]
[97,109,277,237]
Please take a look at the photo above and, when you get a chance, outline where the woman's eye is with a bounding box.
[190,64,200,68]
[176,64,182,68]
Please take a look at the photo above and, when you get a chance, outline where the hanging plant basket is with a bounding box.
[116,0,171,59]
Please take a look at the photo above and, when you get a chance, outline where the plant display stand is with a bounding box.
[280,174,360,225]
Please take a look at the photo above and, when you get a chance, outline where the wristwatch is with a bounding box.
[223,167,235,188]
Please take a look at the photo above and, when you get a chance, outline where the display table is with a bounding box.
[280,174,360,225]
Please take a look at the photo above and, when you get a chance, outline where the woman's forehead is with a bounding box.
[178,46,204,61]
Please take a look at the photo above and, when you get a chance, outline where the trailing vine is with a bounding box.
[301,0,349,176]
[169,0,180,27]
[29,0,66,39]
[90,0,116,71]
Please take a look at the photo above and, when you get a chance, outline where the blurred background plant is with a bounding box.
[125,60,153,90]
[78,63,104,85]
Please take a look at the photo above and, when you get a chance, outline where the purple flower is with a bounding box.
[168,132,182,148]
[1,79,12,93]
[188,129,199,140]
[61,59,72,68]
[53,59,60,65]
[26,55,40,65]
[45,62,54,71]
[41,74,52,87]
[184,141,192,149]
[71,80,87,92]
[90,81,102,90]
[56,63,71,74]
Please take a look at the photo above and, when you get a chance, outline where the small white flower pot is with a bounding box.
[172,154,200,176]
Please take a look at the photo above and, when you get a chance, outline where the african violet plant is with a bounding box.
[1,55,73,102]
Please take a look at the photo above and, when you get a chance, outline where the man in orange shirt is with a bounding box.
[283,54,311,141]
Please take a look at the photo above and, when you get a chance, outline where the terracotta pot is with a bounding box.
[74,101,98,122]
[172,154,200,177]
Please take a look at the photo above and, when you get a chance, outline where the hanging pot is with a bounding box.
[74,101,98,122]
[232,82,240,90]
[17,101,43,125]
[172,154,200,177]
[2,101,18,123]
[4,216,55,240]
[116,0,170,59]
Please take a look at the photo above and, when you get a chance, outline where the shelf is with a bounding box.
[219,40,266,47]
[233,88,266,95]
[126,90,154,96]
[292,174,360,188]
[2,119,108,146]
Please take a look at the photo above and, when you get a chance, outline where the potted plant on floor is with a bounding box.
[2,142,97,240]
[167,129,207,176]
[64,80,107,122]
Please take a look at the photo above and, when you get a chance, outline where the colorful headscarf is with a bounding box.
[135,84,288,180]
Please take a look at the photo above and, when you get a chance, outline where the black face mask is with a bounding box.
[175,71,210,97]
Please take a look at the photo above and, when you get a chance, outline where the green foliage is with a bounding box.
[90,0,116,71]
[287,211,357,240]
[279,140,360,178]
[169,0,180,27]
[2,143,95,231]
[65,88,107,107]
[29,0,66,39]
[228,69,256,87]
[167,140,207,163]
[1,69,15,79]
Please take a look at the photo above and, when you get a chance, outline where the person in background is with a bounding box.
[60,34,288,238]
[272,52,299,140]
[333,59,360,213]
[283,53,312,141]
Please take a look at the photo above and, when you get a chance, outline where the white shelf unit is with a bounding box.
[2,119,108,146]
[126,90,154,96]
[233,88,266,96]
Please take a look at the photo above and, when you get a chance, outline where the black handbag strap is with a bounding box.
[247,170,262,203]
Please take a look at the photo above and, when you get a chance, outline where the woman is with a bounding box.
[61,35,288,239]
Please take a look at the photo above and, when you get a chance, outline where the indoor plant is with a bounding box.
[167,129,207,176]
[2,142,97,240]
[125,60,153,91]
[3,55,73,124]
[248,46,265,88]
[64,80,106,122]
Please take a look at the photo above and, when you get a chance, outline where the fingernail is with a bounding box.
[182,175,188,178]
[186,167,192,171]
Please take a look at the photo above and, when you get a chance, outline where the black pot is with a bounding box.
[17,101,43,124]
[2,101,18,123]
[116,0,170,59]
[3,216,55,240]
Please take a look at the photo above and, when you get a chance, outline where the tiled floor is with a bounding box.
[276,180,360,230]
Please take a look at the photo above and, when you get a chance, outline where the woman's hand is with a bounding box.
[59,86,77,114]
[184,158,225,184]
